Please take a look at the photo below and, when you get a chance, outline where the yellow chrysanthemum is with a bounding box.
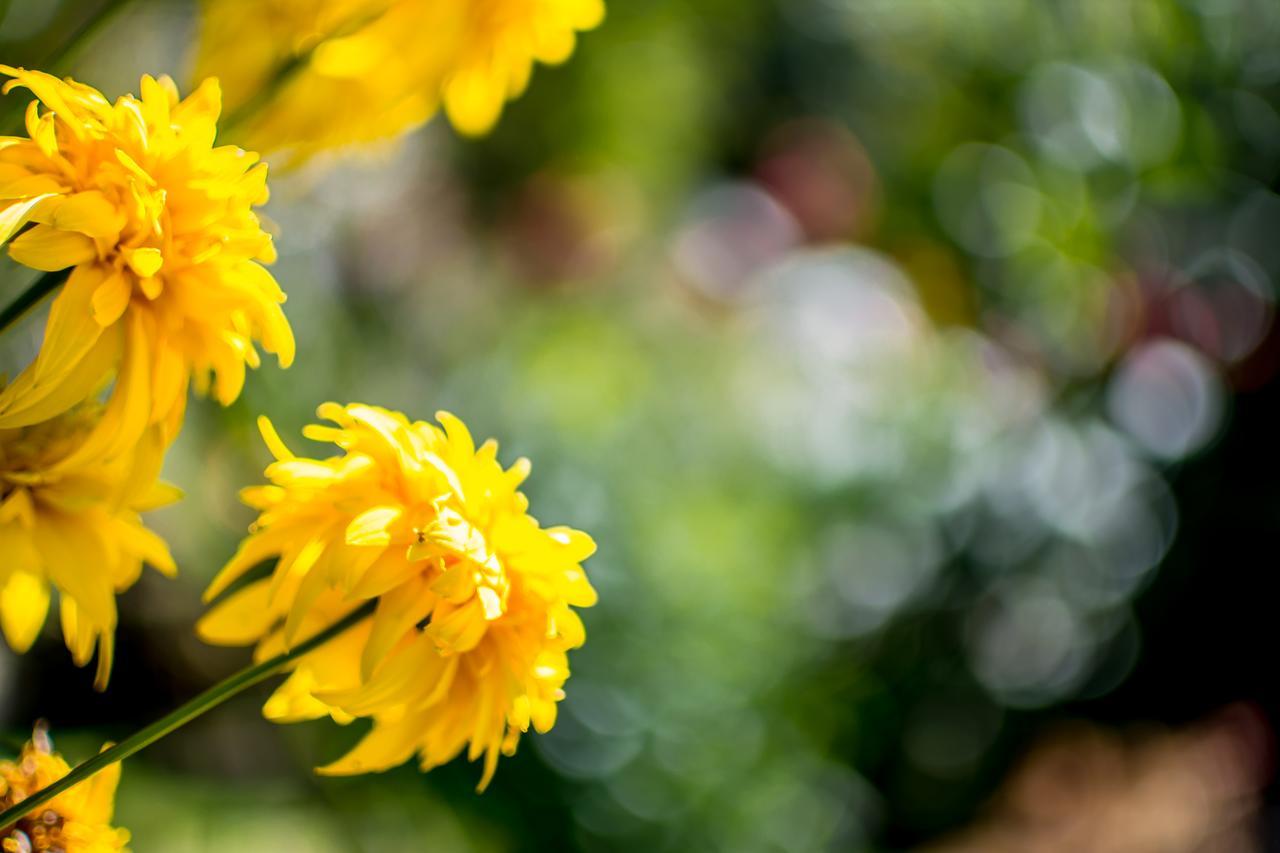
[198,403,596,788]
[0,67,293,447]
[195,0,605,162]
[0,403,178,689]
[0,727,129,853]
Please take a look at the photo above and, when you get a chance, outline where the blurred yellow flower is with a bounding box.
[0,727,129,853]
[0,67,293,446]
[0,404,178,689]
[195,0,605,162]
[198,403,596,788]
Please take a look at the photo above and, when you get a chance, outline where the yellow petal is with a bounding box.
[48,190,125,239]
[444,69,506,137]
[0,570,51,653]
[263,668,335,723]
[424,599,488,654]
[435,411,475,457]
[571,0,606,29]
[548,527,597,561]
[139,73,173,127]
[257,414,294,460]
[91,269,132,325]
[0,266,117,429]
[361,575,434,680]
[476,585,503,621]
[429,561,475,604]
[196,579,277,645]
[123,246,163,277]
[345,506,403,547]
[0,193,57,243]
[48,310,152,471]
[74,748,122,824]
[319,634,450,716]
[282,554,332,645]
[34,511,114,628]
[138,275,163,299]
[405,540,435,562]
[0,172,64,200]
[94,631,114,690]
[0,489,36,527]
[111,517,177,577]
[8,223,96,270]
[347,549,422,599]
[135,481,184,512]
[149,339,188,423]
[205,533,280,602]
[316,713,424,776]
[0,521,39,571]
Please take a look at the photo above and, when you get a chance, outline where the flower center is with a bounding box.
[0,406,100,495]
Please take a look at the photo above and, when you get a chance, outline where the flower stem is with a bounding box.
[0,601,375,831]
[217,52,309,142]
[0,0,137,134]
[0,271,64,336]
[44,0,138,74]
[217,3,393,142]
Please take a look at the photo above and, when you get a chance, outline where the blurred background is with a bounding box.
[3,0,1280,849]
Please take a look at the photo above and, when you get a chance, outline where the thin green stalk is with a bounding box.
[0,0,137,134]
[42,0,137,74]
[0,601,375,831]
[217,50,310,141]
[0,271,64,336]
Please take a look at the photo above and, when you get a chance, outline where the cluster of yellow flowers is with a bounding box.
[0,66,275,686]
[1,1,601,844]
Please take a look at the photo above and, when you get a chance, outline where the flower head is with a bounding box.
[0,402,178,689]
[0,725,129,853]
[198,403,596,788]
[0,67,293,444]
[195,0,605,162]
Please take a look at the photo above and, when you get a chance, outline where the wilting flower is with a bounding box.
[0,67,293,445]
[0,403,178,688]
[198,403,596,788]
[0,726,129,852]
[195,0,605,162]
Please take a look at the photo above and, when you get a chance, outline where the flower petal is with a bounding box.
[8,223,97,270]
[0,570,51,653]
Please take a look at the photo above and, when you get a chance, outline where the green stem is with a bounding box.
[43,0,137,74]
[0,0,137,134]
[0,601,375,831]
[0,271,64,336]
[216,2,394,144]
[217,51,310,142]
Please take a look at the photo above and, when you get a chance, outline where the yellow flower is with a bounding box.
[0,403,178,689]
[0,67,293,447]
[0,726,129,853]
[195,0,605,162]
[198,403,596,788]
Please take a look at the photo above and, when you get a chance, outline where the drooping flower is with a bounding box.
[0,725,129,853]
[198,403,596,788]
[0,67,293,447]
[0,402,178,689]
[194,0,605,163]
